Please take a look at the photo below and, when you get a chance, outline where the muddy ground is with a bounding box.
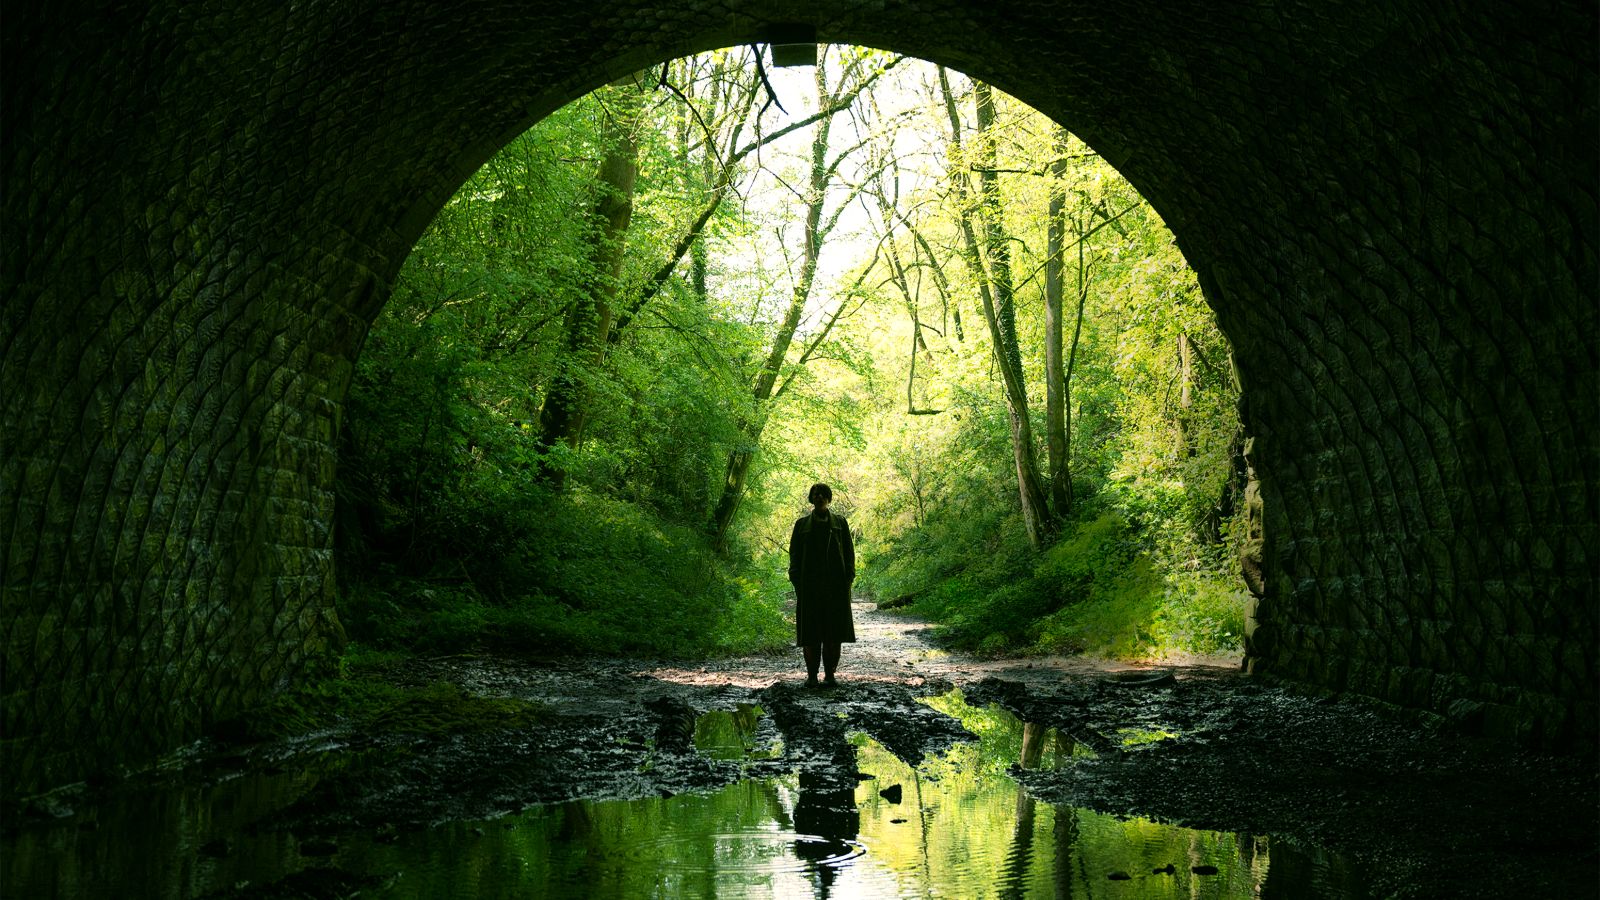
[14,601,1599,898]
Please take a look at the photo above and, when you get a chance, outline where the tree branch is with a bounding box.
[1011,201,1142,294]
[750,44,788,115]
[772,254,878,400]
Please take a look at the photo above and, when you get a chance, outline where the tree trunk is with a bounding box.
[949,75,1052,547]
[710,441,759,547]
[1062,204,1091,518]
[873,185,942,415]
[1177,331,1195,458]
[710,118,826,545]
[909,227,962,342]
[535,75,641,488]
[711,52,872,548]
[611,53,902,342]
[1043,125,1071,521]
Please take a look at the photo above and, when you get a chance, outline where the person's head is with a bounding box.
[808,482,833,511]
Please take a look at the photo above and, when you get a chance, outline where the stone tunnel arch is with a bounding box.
[2,1,1594,795]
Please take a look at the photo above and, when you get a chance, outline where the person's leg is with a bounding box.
[803,644,821,684]
[822,642,841,683]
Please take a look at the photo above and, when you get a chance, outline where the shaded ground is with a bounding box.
[9,601,1598,898]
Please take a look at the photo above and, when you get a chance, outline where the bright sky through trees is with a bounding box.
[335,45,1251,665]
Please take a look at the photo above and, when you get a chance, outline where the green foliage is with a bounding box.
[336,72,789,660]
[335,51,1246,666]
[339,493,789,658]
[792,74,1252,662]
[872,512,1152,657]
[868,502,1244,660]
[1145,572,1250,657]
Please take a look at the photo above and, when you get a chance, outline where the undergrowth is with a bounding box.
[864,510,1247,660]
[338,492,790,659]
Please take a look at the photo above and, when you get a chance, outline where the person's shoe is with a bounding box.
[805,675,820,688]
[823,674,837,687]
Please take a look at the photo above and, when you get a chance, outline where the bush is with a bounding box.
[337,492,790,659]
[871,509,1245,660]
[1146,572,1249,657]
[1034,552,1163,657]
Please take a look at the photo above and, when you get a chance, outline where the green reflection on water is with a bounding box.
[354,739,1274,899]
[694,704,776,761]
[851,705,1260,899]
[1117,727,1181,748]
[3,690,1363,899]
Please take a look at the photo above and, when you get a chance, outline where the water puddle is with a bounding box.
[693,703,781,761]
[2,690,1367,898]
[1116,726,1181,749]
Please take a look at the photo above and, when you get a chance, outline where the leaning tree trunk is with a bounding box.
[710,440,760,548]
[1061,202,1091,525]
[1043,124,1072,521]
[953,76,1053,547]
[710,56,838,548]
[535,75,641,488]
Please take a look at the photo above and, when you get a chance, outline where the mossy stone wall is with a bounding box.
[2,0,1593,793]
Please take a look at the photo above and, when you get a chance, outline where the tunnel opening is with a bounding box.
[1,1,1593,810]
[334,45,1253,676]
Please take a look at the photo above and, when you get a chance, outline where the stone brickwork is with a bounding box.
[2,0,1594,794]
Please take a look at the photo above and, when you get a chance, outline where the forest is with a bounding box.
[334,46,1251,665]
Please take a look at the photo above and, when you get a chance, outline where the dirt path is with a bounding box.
[636,598,1174,691]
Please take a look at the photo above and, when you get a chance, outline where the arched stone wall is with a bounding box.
[3,0,1594,794]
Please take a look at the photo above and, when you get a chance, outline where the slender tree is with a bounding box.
[535,74,646,487]
[709,47,892,547]
[939,69,1053,547]
[1043,124,1071,519]
[870,162,943,415]
[611,54,903,341]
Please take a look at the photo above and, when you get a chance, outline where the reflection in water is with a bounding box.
[695,704,778,761]
[792,770,861,898]
[2,692,1368,898]
[1000,720,1052,899]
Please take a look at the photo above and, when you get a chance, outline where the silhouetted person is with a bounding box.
[789,483,855,687]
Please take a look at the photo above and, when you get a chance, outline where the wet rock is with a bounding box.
[890,818,908,824]
[1446,698,1486,732]
[1106,670,1176,689]
[87,610,1590,900]
[646,696,697,755]
[1191,864,1219,875]
[1108,871,1132,880]
[839,688,975,766]
[299,837,339,856]
[879,784,902,803]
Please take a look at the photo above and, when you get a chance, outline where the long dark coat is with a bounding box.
[789,510,856,646]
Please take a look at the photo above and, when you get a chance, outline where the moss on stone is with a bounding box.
[213,651,542,743]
